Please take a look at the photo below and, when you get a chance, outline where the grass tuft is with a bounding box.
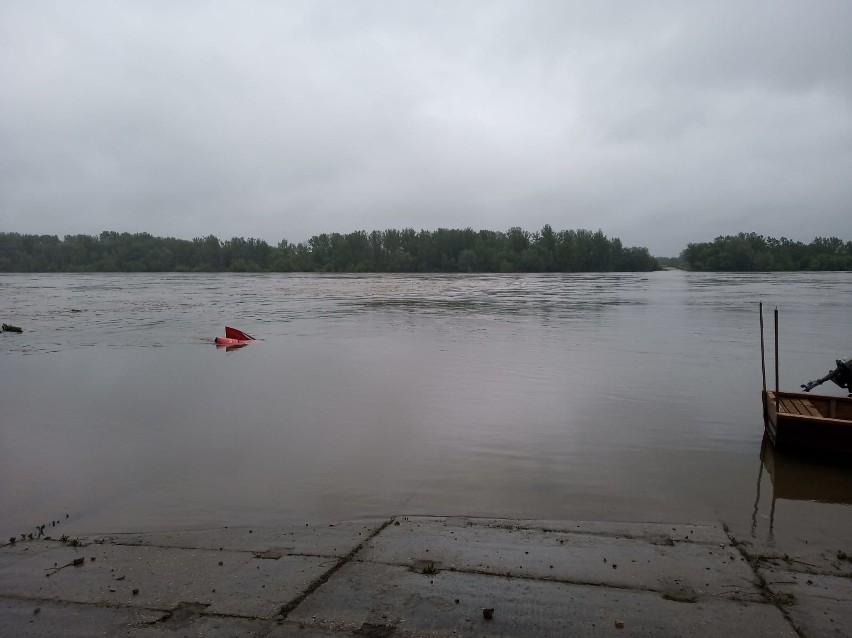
[421,562,439,575]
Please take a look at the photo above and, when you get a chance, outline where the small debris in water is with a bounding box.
[132,588,139,596]
[615,619,625,629]
[483,608,494,620]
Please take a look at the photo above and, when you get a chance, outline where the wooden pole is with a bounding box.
[751,437,766,537]
[774,307,779,414]
[760,302,767,417]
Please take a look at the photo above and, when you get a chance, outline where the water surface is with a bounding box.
[1,272,850,553]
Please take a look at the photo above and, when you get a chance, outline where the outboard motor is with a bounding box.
[801,356,852,396]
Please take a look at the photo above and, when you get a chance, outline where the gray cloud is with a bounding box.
[1,1,850,256]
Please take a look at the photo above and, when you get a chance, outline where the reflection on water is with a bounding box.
[216,343,248,353]
[1,272,851,551]
[752,435,852,544]
[760,435,852,506]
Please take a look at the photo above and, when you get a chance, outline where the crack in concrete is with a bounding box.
[354,557,766,603]
[0,592,169,616]
[278,517,396,619]
[78,539,352,564]
[722,521,808,638]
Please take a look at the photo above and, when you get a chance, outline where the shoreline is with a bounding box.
[2,515,849,637]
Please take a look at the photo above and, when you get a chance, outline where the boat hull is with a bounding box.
[763,390,852,457]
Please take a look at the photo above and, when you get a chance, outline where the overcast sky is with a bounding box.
[1,1,850,256]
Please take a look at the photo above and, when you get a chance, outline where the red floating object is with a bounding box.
[215,326,257,346]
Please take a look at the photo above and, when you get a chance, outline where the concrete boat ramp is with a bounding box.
[1,516,849,637]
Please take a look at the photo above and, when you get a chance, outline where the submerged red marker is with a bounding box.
[215,326,257,346]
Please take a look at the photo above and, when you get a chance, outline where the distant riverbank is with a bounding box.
[1,227,656,273]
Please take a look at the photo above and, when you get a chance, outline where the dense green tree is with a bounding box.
[680,233,852,271]
[0,226,667,273]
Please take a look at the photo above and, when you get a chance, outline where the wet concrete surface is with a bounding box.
[1,515,848,637]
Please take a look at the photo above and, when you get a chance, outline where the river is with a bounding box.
[1,271,850,553]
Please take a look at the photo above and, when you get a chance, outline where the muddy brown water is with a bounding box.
[1,272,850,553]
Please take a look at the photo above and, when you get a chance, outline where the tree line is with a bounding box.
[3,229,848,273]
[680,233,852,271]
[0,227,658,273]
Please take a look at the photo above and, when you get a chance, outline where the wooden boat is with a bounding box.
[762,390,852,457]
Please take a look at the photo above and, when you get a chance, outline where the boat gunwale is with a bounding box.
[764,389,852,404]
[764,390,852,416]
[766,412,852,427]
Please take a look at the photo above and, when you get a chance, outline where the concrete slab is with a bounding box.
[761,567,852,602]
[127,607,273,637]
[266,621,368,637]
[361,517,760,602]
[0,541,61,573]
[0,596,346,638]
[10,517,844,637]
[0,596,162,637]
[758,567,852,638]
[289,561,796,638]
[0,543,330,619]
[734,534,852,577]
[102,518,388,556]
[463,517,729,546]
[776,595,852,638]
